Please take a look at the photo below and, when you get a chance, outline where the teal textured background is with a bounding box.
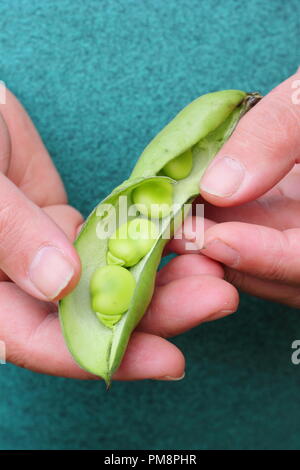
[0,0,300,450]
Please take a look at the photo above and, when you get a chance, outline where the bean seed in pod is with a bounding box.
[90,265,136,326]
[107,218,159,267]
[162,148,193,180]
[132,180,173,219]
[107,218,158,267]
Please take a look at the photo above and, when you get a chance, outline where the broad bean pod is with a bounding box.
[59,90,261,384]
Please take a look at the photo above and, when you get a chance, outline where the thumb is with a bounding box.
[200,69,300,207]
[0,173,80,301]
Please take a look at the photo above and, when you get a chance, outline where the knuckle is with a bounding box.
[256,227,291,282]
[0,199,21,242]
[0,199,29,265]
[268,95,300,158]
[235,120,275,154]
[0,199,14,236]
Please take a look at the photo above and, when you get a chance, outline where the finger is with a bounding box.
[156,253,224,286]
[225,268,300,308]
[0,88,66,206]
[200,70,300,206]
[0,174,80,300]
[138,275,239,337]
[204,165,300,230]
[0,282,185,381]
[204,197,300,231]
[114,333,185,381]
[43,204,84,242]
[201,221,300,284]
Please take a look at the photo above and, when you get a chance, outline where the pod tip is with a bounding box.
[102,371,112,389]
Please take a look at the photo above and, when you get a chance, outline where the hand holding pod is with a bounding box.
[59,90,261,384]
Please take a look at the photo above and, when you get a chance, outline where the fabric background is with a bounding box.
[0,0,300,450]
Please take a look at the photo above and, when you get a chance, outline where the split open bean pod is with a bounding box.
[59,90,261,384]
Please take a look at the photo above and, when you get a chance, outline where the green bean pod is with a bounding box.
[59,90,261,384]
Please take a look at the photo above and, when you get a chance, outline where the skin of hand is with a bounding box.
[170,69,300,308]
[0,89,238,380]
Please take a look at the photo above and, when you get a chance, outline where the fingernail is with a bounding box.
[205,309,236,322]
[202,239,240,267]
[76,222,84,237]
[155,372,185,381]
[29,246,75,300]
[201,156,245,197]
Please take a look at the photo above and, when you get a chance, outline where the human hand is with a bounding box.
[0,90,238,380]
[171,70,300,308]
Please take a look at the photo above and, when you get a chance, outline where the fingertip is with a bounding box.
[140,274,240,337]
[113,332,185,381]
[200,75,300,206]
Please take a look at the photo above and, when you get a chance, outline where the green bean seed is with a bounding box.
[90,265,136,328]
[162,148,193,180]
[132,180,173,219]
[107,218,158,267]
